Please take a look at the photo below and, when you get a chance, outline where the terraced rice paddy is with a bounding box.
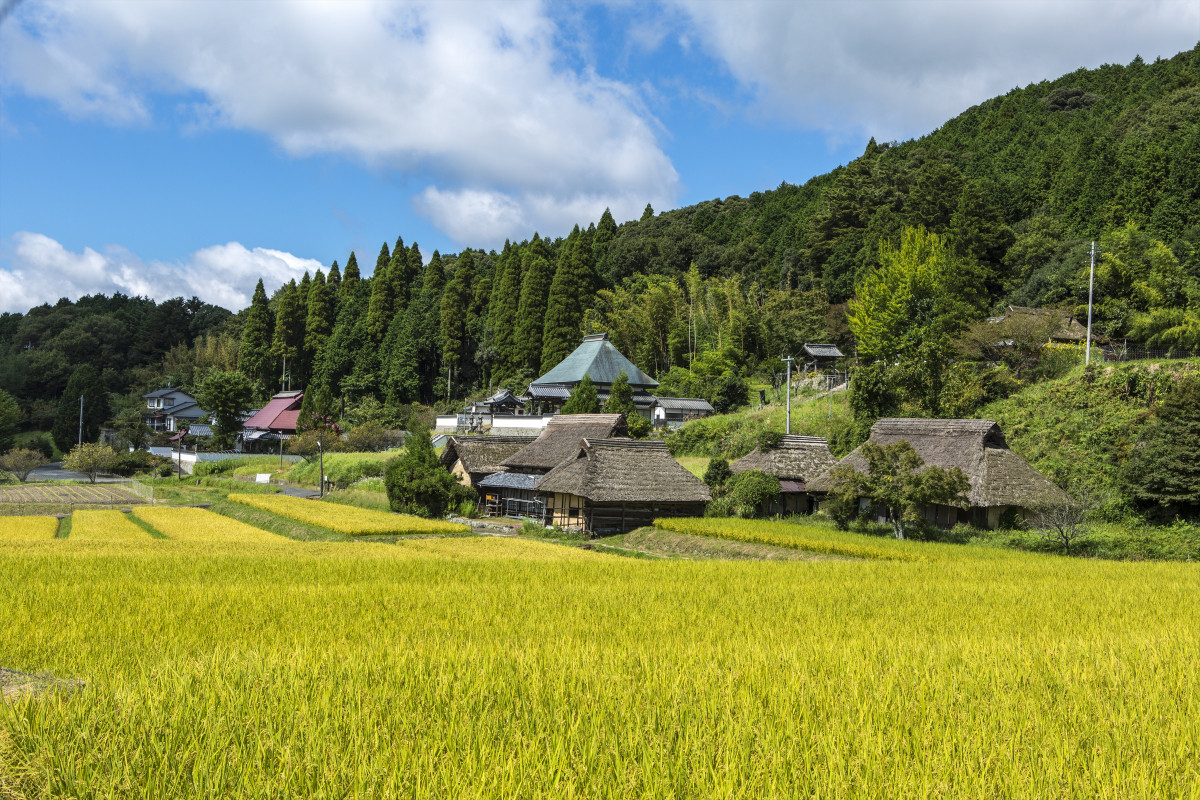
[1,519,1197,798]
[131,506,285,543]
[0,516,59,540]
[67,509,152,542]
[0,483,141,506]
[228,493,470,536]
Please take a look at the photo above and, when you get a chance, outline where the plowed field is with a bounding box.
[0,483,142,505]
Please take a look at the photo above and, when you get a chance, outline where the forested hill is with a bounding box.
[1,45,1198,424]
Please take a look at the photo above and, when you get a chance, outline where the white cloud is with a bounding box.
[0,0,679,246]
[669,0,1200,141]
[0,232,323,313]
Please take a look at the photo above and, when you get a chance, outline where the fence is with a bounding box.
[126,479,155,504]
[1101,343,1200,362]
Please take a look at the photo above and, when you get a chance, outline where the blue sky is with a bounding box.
[1,0,1196,312]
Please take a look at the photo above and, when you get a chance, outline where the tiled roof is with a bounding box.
[651,396,715,412]
[531,333,658,388]
[801,343,845,359]
[243,392,304,431]
[478,471,541,490]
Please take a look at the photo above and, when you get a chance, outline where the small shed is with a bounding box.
[808,418,1068,529]
[801,343,845,371]
[477,471,544,518]
[650,396,715,427]
[730,435,837,514]
[536,439,711,534]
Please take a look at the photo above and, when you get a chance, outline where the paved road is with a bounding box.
[26,462,128,483]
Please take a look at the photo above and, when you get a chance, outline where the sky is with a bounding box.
[0,0,1197,313]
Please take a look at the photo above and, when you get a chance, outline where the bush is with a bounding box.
[725,470,782,517]
[194,459,239,476]
[109,450,171,477]
[702,458,732,489]
[0,448,50,482]
[384,425,470,518]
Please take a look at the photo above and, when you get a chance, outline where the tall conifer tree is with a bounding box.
[366,241,395,342]
[514,244,554,374]
[271,279,306,391]
[238,278,275,394]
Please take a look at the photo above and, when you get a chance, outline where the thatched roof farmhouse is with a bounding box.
[731,435,837,514]
[536,438,711,533]
[438,435,537,487]
[499,413,627,474]
[809,418,1068,528]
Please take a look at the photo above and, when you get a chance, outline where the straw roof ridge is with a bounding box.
[807,417,1066,507]
[439,435,539,475]
[500,414,627,471]
[536,437,711,503]
[730,435,837,481]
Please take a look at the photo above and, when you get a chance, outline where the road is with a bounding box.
[26,462,128,483]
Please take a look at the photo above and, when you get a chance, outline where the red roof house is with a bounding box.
[242,391,304,443]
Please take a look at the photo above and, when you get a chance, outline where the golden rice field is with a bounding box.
[228,492,470,536]
[1,524,1198,798]
[655,516,932,560]
[0,483,141,505]
[67,509,153,542]
[0,516,59,541]
[131,506,285,544]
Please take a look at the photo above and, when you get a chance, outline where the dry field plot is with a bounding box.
[0,483,141,506]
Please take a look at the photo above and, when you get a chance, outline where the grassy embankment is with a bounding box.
[1,526,1196,798]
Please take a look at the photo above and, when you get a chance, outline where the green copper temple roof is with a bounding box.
[532,333,659,388]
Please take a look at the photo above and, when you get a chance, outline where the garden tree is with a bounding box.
[271,279,306,392]
[514,249,554,373]
[724,470,782,517]
[1122,376,1200,520]
[602,371,651,437]
[51,365,109,453]
[0,387,19,453]
[366,241,395,342]
[238,279,276,395]
[826,440,969,539]
[194,369,254,450]
[439,251,475,396]
[0,448,48,481]
[1027,495,1096,554]
[702,457,732,489]
[62,442,119,483]
[848,226,975,363]
[384,424,470,517]
[560,374,599,414]
[113,405,152,451]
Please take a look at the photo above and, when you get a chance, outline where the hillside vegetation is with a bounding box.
[1,45,1197,432]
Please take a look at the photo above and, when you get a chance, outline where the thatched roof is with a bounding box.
[730,435,836,483]
[536,439,711,503]
[500,414,627,472]
[439,435,538,476]
[808,418,1068,508]
[1003,306,1092,342]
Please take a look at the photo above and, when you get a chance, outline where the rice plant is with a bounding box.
[0,515,59,540]
[131,507,286,544]
[67,509,152,541]
[227,493,469,536]
[654,516,929,560]
[1,525,1197,798]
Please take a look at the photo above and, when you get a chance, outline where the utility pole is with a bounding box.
[1085,240,1096,366]
[77,395,84,447]
[783,355,795,434]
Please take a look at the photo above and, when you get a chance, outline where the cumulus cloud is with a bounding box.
[669,0,1200,141]
[0,232,323,313]
[0,0,678,245]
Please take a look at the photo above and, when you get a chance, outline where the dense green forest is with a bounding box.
[1,45,1198,440]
